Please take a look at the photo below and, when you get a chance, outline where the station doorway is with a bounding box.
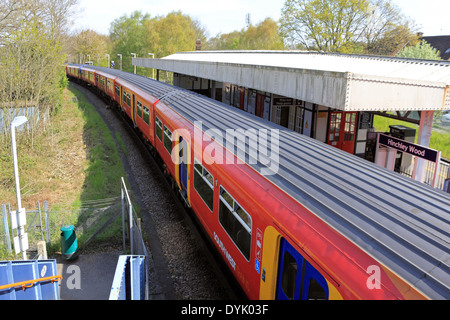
[327,111,358,154]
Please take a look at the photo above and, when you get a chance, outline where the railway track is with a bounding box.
[71,81,245,300]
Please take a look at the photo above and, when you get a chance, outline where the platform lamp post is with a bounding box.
[10,116,28,260]
[106,54,110,68]
[148,53,155,79]
[117,54,122,71]
[131,53,137,74]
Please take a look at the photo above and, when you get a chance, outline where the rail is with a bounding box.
[0,275,62,291]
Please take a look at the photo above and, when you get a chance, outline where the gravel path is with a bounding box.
[73,82,229,300]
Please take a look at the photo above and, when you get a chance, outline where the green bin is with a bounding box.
[60,225,79,260]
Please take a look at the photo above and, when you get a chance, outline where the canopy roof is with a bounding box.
[134,50,450,112]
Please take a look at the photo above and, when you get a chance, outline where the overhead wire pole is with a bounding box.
[148,53,155,79]
[131,53,137,74]
[117,54,122,71]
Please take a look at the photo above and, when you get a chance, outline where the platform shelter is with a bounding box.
[133,51,450,185]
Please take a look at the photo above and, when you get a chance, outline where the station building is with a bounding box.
[133,51,450,187]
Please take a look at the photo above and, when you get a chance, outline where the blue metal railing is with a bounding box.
[109,255,148,300]
[0,259,60,300]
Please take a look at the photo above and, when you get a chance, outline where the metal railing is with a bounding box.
[116,177,149,300]
[0,275,62,291]
[121,177,148,257]
[424,158,450,191]
[0,259,60,300]
[109,255,147,300]
[398,158,450,192]
[1,202,49,259]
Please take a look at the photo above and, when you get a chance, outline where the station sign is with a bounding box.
[378,133,439,163]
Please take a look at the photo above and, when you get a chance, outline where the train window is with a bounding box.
[137,101,143,118]
[115,84,120,97]
[123,91,131,106]
[281,251,297,300]
[219,186,251,260]
[277,239,329,300]
[164,126,172,155]
[301,261,329,300]
[307,278,327,300]
[143,106,150,125]
[193,159,214,211]
[156,117,162,141]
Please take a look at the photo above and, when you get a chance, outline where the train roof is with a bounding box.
[72,64,450,299]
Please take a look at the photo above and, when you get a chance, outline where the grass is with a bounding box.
[373,115,450,160]
[0,84,129,259]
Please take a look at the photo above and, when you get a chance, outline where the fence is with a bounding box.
[109,255,147,300]
[1,202,49,260]
[0,259,60,300]
[398,158,450,191]
[0,106,49,136]
[121,177,148,258]
[424,158,450,191]
[1,196,125,260]
[117,177,149,300]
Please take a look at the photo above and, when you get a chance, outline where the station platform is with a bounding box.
[56,251,121,300]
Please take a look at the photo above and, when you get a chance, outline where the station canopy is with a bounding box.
[135,51,450,112]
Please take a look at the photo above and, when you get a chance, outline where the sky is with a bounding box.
[74,0,450,37]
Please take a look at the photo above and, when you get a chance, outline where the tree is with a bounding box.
[396,40,441,60]
[0,0,77,140]
[207,31,242,50]
[108,11,206,78]
[109,11,150,73]
[0,0,28,45]
[0,19,66,137]
[141,11,207,81]
[280,0,370,52]
[280,0,417,55]
[70,29,109,65]
[361,0,418,55]
[144,11,207,58]
[207,18,285,50]
[29,0,79,41]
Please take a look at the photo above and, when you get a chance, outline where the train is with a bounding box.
[66,63,450,300]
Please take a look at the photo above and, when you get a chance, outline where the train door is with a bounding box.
[327,111,358,154]
[120,86,123,110]
[276,238,328,300]
[179,136,188,193]
[175,134,190,207]
[239,88,245,110]
[132,94,136,126]
[255,94,265,118]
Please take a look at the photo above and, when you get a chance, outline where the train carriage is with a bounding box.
[67,64,450,300]
[130,86,158,146]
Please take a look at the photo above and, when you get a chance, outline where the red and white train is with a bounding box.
[66,64,450,300]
